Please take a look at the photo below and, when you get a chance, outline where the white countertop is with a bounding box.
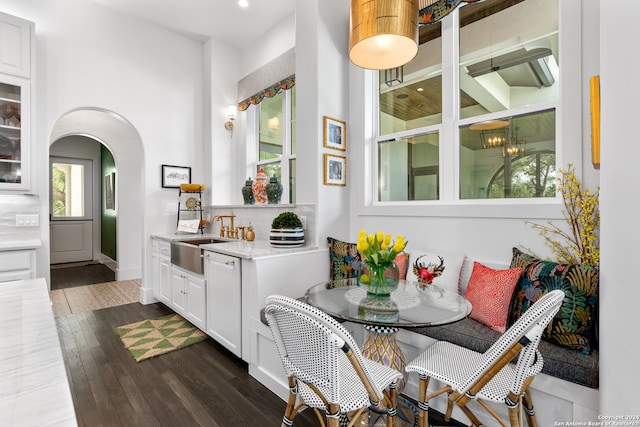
[0,278,77,426]
[153,233,320,259]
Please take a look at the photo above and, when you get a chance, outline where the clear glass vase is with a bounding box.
[358,261,400,298]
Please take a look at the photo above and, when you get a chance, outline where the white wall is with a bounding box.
[206,39,241,206]
[296,0,351,245]
[599,0,640,415]
[240,13,295,79]
[0,0,205,283]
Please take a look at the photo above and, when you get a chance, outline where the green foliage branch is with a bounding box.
[271,211,302,229]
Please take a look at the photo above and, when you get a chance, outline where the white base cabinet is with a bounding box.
[0,249,36,283]
[151,238,171,305]
[204,251,241,358]
[170,265,206,330]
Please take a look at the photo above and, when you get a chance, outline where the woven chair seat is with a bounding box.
[409,341,543,403]
[265,295,404,427]
[406,290,564,427]
[297,355,406,413]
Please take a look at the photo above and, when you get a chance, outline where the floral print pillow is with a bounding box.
[327,237,361,281]
[509,248,599,354]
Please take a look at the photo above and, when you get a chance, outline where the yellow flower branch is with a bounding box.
[526,164,599,267]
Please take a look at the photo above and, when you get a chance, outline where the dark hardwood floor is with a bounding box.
[56,302,466,427]
[57,302,322,427]
[51,263,116,290]
[54,267,465,426]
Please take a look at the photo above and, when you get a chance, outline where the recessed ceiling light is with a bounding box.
[238,0,249,8]
[397,94,409,99]
[416,88,424,92]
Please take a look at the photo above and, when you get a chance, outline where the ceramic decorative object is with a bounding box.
[269,227,305,247]
[246,225,255,241]
[266,175,283,204]
[269,212,304,247]
[359,261,400,298]
[242,178,254,205]
[358,297,399,323]
[252,168,268,204]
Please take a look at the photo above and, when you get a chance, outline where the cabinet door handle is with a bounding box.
[207,258,236,269]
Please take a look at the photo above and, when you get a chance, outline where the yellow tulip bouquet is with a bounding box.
[356,230,408,296]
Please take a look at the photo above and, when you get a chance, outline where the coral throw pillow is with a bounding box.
[394,253,410,280]
[465,262,522,333]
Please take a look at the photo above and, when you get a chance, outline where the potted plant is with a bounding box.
[270,212,304,247]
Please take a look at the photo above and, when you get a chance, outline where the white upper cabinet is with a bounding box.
[0,12,33,78]
[0,12,33,191]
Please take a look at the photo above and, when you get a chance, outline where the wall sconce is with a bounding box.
[225,104,237,130]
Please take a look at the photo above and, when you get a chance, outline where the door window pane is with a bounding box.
[378,132,439,201]
[459,109,556,199]
[52,163,85,217]
[459,0,559,120]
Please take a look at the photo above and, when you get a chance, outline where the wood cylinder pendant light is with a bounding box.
[349,0,419,70]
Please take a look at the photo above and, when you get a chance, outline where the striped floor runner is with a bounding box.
[50,279,140,317]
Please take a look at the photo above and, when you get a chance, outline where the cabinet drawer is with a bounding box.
[152,239,171,256]
[0,250,33,272]
[0,269,31,282]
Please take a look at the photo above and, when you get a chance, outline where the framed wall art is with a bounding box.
[324,153,346,186]
[589,75,600,170]
[162,164,191,188]
[323,116,346,151]
[105,172,115,210]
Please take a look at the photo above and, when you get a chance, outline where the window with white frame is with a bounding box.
[375,0,559,202]
[256,86,296,203]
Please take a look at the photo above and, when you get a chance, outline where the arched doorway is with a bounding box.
[49,108,144,282]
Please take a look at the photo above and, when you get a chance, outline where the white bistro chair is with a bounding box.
[406,290,564,427]
[265,295,404,427]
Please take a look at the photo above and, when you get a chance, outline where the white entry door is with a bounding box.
[50,157,94,264]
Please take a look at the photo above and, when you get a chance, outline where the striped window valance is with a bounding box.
[237,74,295,111]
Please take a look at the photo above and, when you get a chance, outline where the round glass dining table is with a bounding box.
[305,278,471,327]
[305,279,471,425]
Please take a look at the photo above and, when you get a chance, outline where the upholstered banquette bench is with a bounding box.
[409,315,598,388]
[323,238,601,424]
[325,237,600,390]
[255,239,600,425]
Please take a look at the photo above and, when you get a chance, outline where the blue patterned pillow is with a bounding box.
[327,237,361,280]
[508,248,599,354]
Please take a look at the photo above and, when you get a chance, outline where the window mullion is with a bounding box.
[441,8,459,202]
[281,90,291,203]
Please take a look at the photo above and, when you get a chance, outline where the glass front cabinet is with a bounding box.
[0,76,29,190]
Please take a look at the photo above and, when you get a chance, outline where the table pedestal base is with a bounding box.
[361,325,408,391]
[359,326,418,426]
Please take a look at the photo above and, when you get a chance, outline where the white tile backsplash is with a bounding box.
[205,204,316,247]
[0,194,40,242]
